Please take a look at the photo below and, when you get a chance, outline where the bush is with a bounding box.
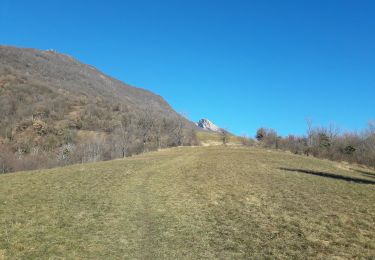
[256,122,375,168]
[255,128,279,148]
[239,135,254,146]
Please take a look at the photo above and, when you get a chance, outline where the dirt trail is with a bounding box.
[137,170,155,259]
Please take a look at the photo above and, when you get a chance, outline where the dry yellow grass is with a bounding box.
[196,131,242,146]
[0,146,374,259]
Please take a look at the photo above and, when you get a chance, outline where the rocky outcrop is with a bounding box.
[197,119,221,132]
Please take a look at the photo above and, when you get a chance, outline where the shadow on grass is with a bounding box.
[279,168,375,185]
[350,168,375,179]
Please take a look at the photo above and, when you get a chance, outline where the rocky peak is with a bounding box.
[197,119,221,132]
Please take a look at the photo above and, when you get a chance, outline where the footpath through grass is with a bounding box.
[0,146,374,259]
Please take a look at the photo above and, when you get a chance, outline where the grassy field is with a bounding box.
[0,146,375,259]
[196,131,242,146]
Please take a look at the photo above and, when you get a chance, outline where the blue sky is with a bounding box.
[1,0,374,136]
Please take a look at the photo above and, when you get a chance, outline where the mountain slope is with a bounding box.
[0,46,198,172]
[0,146,374,259]
[0,45,183,118]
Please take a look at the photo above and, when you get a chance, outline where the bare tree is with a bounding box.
[220,129,230,146]
[256,128,266,141]
[114,116,133,157]
[137,109,155,152]
[239,135,254,146]
[162,116,185,147]
[173,116,184,146]
[256,128,278,148]
[306,117,314,148]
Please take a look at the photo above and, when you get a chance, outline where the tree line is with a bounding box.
[253,120,375,168]
[0,81,199,173]
[0,112,199,173]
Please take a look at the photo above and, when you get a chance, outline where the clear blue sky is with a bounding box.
[1,0,374,136]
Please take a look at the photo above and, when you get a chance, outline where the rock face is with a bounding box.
[197,119,221,132]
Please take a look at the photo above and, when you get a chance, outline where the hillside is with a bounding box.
[0,46,177,115]
[1,146,374,259]
[0,46,198,172]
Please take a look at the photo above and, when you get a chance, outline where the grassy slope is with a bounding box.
[197,131,242,146]
[0,146,374,259]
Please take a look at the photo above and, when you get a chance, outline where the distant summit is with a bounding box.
[197,119,221,132]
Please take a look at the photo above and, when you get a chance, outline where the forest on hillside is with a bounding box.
[0,47,199,173]
[0,77,198,173]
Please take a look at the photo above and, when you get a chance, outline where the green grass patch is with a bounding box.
[1,146,374,258]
